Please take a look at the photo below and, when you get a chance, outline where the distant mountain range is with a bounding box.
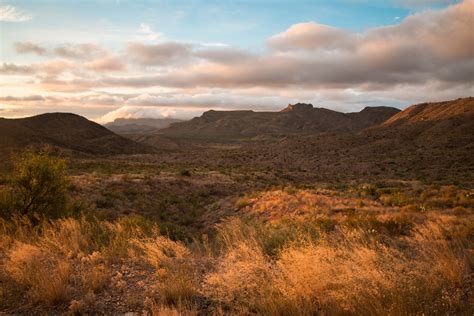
[0,113,152,155]
[0,98,472,159]
[160,103,401,138]
[236,97,474,181]
[104,118,183,135]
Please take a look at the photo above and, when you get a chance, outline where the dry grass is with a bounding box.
[203,219,473,315]
[5,242,71,305]
[136,236,199,306]
[0,185,472,315]
[145,298,198,316]
[0,215,158,312]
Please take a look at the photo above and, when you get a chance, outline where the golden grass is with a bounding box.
[136,236,199,306]
[203,219,472,315]
[5,242,71,305]
[0,186,472,315]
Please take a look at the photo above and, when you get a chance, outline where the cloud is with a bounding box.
[0,63,35,75]
[195,48,255,63]
[267,22,354,51]
[0,60,75,76]
[98,105,206,123]
[138,23,162,41]
[54,44,108,60]
[0,95,45,102]
[15,42,46,55]
[126,42,193,66]
[149,0,474,89]
[85,56,127,72]
[0,5,31,22]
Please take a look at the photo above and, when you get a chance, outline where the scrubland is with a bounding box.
[1,156,473,315]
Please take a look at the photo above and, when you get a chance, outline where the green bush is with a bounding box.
[5,149,71,220]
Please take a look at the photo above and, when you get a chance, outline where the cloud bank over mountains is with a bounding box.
[1,0,473,122]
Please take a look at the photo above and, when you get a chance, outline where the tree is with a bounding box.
[12,148,69,219]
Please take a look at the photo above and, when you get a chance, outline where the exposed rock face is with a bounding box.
[281,103,314,112]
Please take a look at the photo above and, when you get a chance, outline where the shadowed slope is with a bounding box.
[104,118,183,135]
[160,104,400,138]
[0,113,152,155]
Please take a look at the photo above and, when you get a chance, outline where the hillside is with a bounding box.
[160,103,400,138]
[104,117,183,135]
[366,97,474,147]
[0,113,152,155]
[252,97,474,181]
[145,98,473,183]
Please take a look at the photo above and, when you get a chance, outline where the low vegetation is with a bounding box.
[1,215,472,314]
[0,149,472,314]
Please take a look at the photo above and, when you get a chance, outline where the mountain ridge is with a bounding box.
[0,113,152,155]
[104,117,183,134]
[160,104,401,138]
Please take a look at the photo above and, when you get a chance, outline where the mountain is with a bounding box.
[104,118,183,135]
[146,97,472,183]
[0,113,152,155]
[227,97,474,182]
[160,103,400,138]
[365,97,474,147]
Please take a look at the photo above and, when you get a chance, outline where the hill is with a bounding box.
[0,113,152,155]
[248,97,474,181]
[147,98,473,183]
[160,103,400,138]
[366,97,474,147]
[104,117,183,135]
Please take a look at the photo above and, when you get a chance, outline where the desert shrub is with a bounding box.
[380,191,411,207]
[95,196,115,209]
[0,187,14,218]
[359,184,380,198]
[456,191,474,208]
[6,148,70,220]
[179,169,191,177]
[234,197,251,209]
[158,221,192,241]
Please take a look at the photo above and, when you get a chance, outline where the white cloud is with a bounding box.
[138,23,162,41]
[98,105,208,123]
[0,5,32,22]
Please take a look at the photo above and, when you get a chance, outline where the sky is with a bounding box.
[0,0,473,123]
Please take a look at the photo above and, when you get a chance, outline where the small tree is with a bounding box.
[12,148,69,219]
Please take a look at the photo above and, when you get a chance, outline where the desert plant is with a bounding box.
[10,148,70,220]
[179,169,191,177]
[5,242,71,305]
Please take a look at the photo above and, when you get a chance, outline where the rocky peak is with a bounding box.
[281,103,314,112]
